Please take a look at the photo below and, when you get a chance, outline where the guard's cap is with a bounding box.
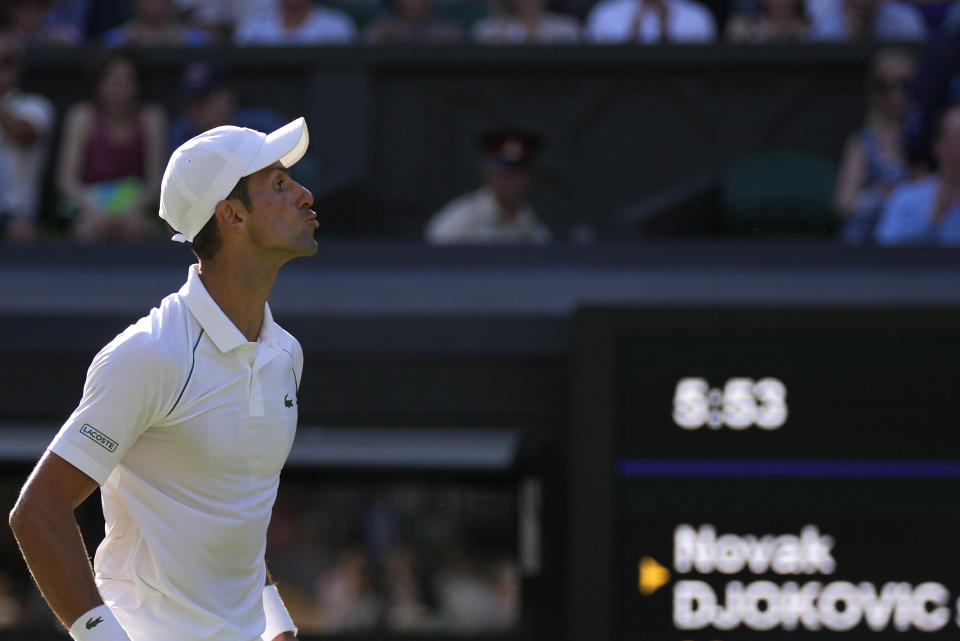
[478,129,542,168]
[159,117,309,242]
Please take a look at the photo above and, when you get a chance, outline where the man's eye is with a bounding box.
[274,180,284,191]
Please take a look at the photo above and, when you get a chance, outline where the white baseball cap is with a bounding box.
[160,117,309,242]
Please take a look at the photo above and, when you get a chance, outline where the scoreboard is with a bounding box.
[569,307,960,641]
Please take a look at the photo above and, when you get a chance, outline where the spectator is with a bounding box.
[311,549,381,632]
[425,130,551,245]
[904,2,960,172]
[45,0,132,41]
[808,0,928,41]
[102,0,210,45]
[834,48,914,244]
[725,0,809,43]
[364,0,463,43]
[4,0,83,45]
[0,33,55,244]
[171,0,273,41]
[584,0,717,43]
[875,104,960,245]
[473,0,579,43]
[168,61,285,153]
[233,0,357,44]
[56,50,166,243]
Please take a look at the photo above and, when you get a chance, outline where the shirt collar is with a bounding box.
[180,264,276,353]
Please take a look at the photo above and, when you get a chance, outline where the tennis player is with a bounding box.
[8,117,319,641]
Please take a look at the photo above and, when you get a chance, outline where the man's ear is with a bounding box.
[213,199,245,235]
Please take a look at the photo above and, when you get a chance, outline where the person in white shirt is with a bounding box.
[425,130,551,245]
[9,117,319,641]
[807,0,928,41]
[234,0,356,44]
[0,32,54,243]
[584,0,717,43]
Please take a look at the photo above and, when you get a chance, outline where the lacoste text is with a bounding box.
[80,424,118,452]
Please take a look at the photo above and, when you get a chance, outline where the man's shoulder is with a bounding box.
[271,322,302,354]
[98,295,195,372]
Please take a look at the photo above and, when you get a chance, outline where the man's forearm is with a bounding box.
[9,499,104,629]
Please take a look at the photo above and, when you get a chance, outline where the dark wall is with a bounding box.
[21,45,884,238]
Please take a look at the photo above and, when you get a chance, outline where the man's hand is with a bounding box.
[270,633,296,641]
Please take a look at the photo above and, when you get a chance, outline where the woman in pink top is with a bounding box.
[57,50,166,243]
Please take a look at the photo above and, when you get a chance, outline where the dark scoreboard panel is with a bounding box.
[569,308,960,641]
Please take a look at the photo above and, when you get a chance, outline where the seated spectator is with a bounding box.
[834,48,914,244]
[172,0,273,41]
[725,0,809,42]
[0,33,55,244]
[102,0,210,45]
[808,0,928,41]
[168,61,285,153]
[46,0,132,41]
[56,50,166,243]
[234,0,357,44]
[904,2,960,173]
[364,0,463,43]
[5,0,83,45]
[472,0,579,43]
[875,104,960,245]
[585,0,717,43]
[425,130,551,245]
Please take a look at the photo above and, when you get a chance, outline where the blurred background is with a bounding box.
[2,0,960,639]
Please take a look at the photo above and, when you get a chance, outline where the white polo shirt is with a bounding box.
[48,265,303,641]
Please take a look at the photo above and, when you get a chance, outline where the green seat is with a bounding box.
[722,150,837,236]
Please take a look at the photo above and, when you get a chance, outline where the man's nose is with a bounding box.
[296,181,314,209]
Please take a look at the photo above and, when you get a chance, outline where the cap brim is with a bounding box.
[242,117,309,176]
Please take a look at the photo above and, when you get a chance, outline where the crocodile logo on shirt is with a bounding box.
[79,424,118,452]
[284,394,295,408]
[86,617,103,630]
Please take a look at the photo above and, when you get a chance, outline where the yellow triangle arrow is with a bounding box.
[639,556,670,595]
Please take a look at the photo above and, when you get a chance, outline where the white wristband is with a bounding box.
[69,605,130,641]
[262,585,297,640]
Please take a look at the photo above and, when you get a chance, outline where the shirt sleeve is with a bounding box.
[48,330,178,485]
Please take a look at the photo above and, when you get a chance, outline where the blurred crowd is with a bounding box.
[265,482,519,634]
[0,0,959,246]
[1,0,949,47]
[0,480,520,634]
